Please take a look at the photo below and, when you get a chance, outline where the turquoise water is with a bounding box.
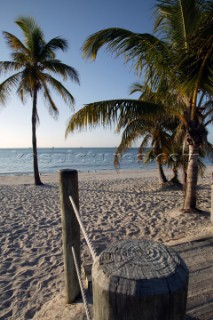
[0,148,212,175]
[0,148,150,175]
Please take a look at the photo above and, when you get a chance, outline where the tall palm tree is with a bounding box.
[154,0,212,211]
[67,0,212,211]
[0,17,80,185]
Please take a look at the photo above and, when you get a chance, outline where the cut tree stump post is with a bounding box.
[92,239,189,320]
[59,169,80,303]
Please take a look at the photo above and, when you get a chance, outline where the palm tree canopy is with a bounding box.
[154,0,210,44]
[68,0,212,210]
[82,0,212,111]
[0,16,80,117]
[154,0,213,98]
[65,99,168,137]
[114,117,174,165]
[112,83,181,167]
[82,27,173,90]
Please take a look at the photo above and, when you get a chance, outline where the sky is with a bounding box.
[0,0,212,148]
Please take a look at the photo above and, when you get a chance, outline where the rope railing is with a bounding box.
[71,246,92,320]
[69,195,97,261]
[59,169,190,320]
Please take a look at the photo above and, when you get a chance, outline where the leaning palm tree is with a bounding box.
[114,118,172,184]
[113,83,182,184]
[67,0,212,211]
[0,17,79,185]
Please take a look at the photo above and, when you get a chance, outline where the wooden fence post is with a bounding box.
[59,169,80,303]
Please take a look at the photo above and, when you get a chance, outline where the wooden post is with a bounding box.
[59,169,80,303]
[92,239,189,320]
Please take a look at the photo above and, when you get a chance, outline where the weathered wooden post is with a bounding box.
[92,239,189,320]
[59,169,80,303]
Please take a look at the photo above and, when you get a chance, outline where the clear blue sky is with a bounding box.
[0,0,212,148]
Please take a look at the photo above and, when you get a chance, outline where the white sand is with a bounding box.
[0,168,213,320]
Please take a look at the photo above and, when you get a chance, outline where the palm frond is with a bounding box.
[129,82,152,100]
[65,99,165,137]
[0,61,23,74]
[15,16,44,52]
[201,99,213,126]
[114,121,151,168]
[43,60,80,83]
[176,1,213,99]
[16,68,38,95]
[138,134,152,161]
[40,81,59,119]
[16,82,29,104]
[144,149,155,164]
[115,100,166,130]
[82,28,137,60]
[42,37,68,54]
[39,37,69,61]
[82,27,170,75]
[10,52,31,64]
[3,32,28,53]
[199,141,213,158]
[0,72,22,104]
[43,73,75,107]
[120,119,148,149]
[154,0,204,46]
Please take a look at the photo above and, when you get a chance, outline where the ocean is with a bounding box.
[0,148,212,176]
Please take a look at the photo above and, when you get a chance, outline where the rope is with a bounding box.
[69,196,97,261]
[71,246,93,320]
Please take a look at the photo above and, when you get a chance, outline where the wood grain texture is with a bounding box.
[92,239,189,320]
[176,238,213,320]
[59,169,80,303]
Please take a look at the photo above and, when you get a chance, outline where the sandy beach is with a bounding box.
[0,168,213,320]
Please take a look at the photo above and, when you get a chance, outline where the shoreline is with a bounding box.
[0,168,212,319]
[0,168,163,185]
[0,165,212,185]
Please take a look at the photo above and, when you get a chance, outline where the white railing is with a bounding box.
[69,195,97,261]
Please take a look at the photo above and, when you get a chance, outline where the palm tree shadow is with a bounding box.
[35,183,58,189]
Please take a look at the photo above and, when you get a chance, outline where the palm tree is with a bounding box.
[113,83,182,184]
[67,0,212,211]
[114,118,171,184]
[0,17,80,185]
[154,0,213,211]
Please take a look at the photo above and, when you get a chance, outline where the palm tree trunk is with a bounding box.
[182,169,187,208]
[183,144,198,211]
[157,161,168,184]
[32,89,43,185]
[170,167,180,184]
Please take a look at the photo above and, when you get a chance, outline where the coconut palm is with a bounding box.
[113,83,182,184]
[0,17,80,185]
[114,118,171,184]
[67,0,212,211]
[154,0,213,211]
[136,83,186,182]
